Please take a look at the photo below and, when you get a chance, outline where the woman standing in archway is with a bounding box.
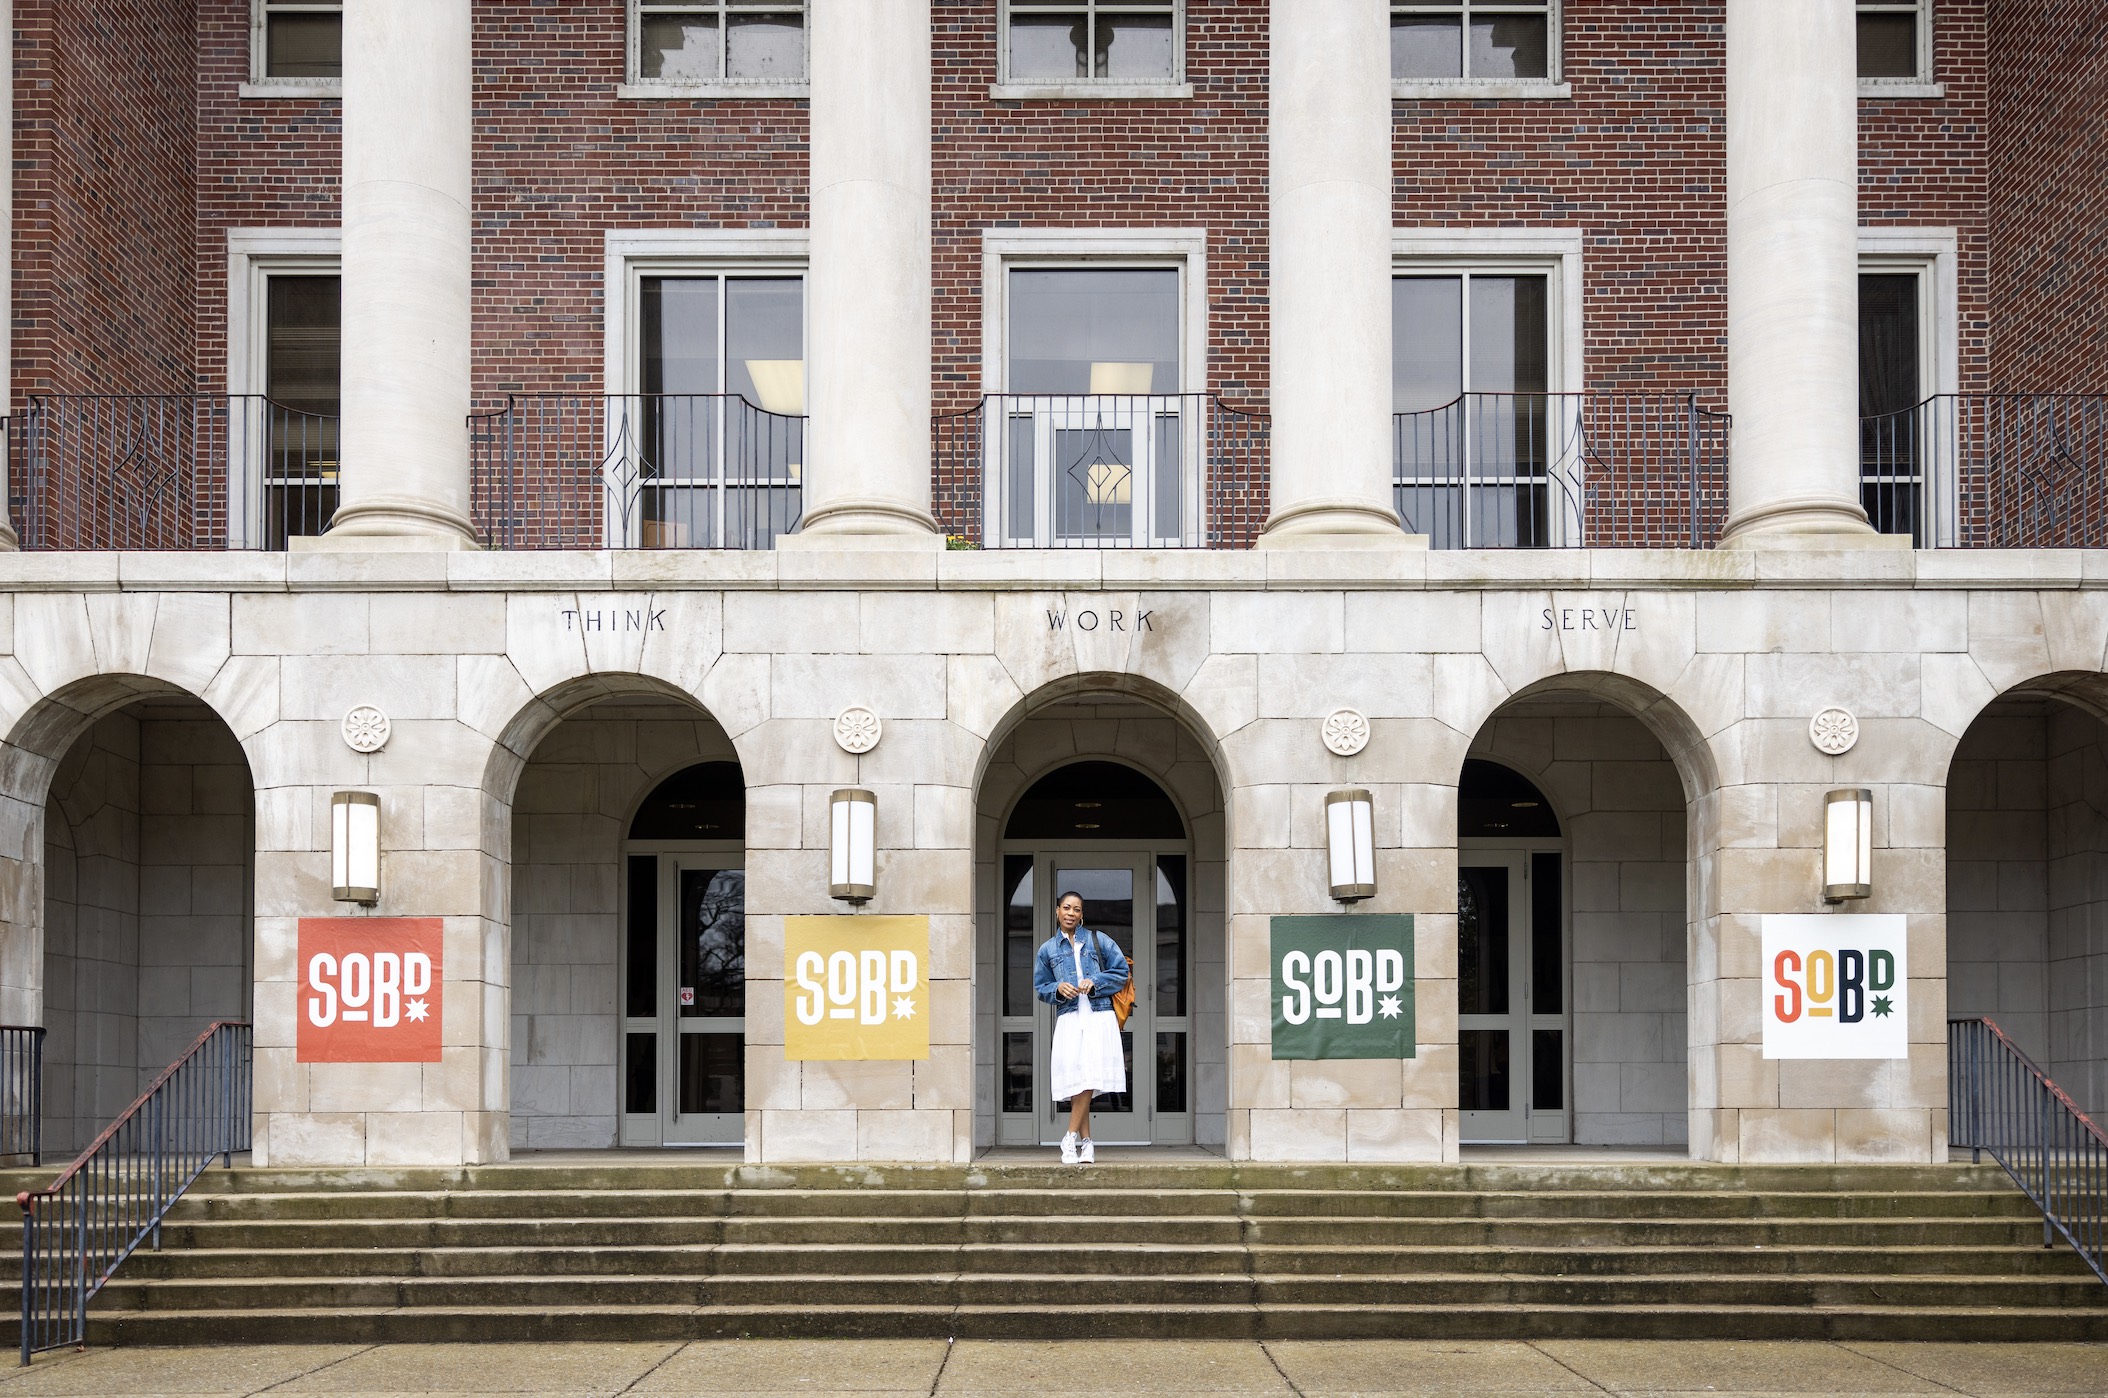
[1035,890,1129,1164]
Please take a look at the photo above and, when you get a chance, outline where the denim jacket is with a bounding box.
[1033,928,1131,1018]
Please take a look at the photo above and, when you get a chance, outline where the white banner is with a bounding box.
[1760,913,1909,1060]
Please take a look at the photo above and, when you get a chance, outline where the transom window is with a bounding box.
[630,0,808,87]
[1391,2,1554,82]
[252,1,341,83]
[1857,1,1930,84]
[1002,0,1182,85]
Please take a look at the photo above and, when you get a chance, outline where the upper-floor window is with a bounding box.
[998,0,1185,92]
[627,0,808,95]
[248,0,341,94]
[1392,1,1561,94]
[1858,1,1936,93]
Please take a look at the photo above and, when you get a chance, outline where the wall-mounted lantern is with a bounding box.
[331,790,381,906]
[1325,788,1376,902]
[830,788,876,903]
[1823,787,1873,904]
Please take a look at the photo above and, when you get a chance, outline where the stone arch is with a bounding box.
[480,671,747,1153]
[1460,672,1704,1151]
[972,674,1231,1152]
[1944,671,2108,1119]
[0,674,257,1155]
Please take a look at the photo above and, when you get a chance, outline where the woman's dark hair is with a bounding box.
[1055,889,1085,909]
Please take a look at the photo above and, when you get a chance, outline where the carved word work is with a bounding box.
[1046,608,1155,633]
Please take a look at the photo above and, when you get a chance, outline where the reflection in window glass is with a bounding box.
[1156,856,1186,1018]
[1008,268,1180,395]
[263,275,340,545]
[625,1032,657,1114]
[1004,857,1036,1018]
[1461,1029,1510,1111]
[1007,1,1177,82]
[1003,1032,1034,1113]
[636,1,808,84]
[1458,868,1510,1017]
[626,855,658,1020]
[1157,1031,1187,1113]
[679,868,745,1017]
[678,1032,743,1114]
[1392,3,1551,81]
[1394,277,1463,413]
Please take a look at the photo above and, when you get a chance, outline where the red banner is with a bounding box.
[297,917,444,1063]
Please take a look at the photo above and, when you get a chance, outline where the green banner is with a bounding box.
[1270,915,1415,1061]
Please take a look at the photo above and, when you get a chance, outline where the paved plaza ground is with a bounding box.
[0,1340,2099,1397]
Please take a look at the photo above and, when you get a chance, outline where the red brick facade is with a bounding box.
[11,1,2072,540]
[1987,2,2108,392]
[14,0,197,400]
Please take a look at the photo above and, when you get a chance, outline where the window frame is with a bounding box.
[621,0,811,100]
[1857,0,1941,99]
[993,0,1192,102]
[603,229,810,549]
[244,0,343,100]
[1390,229,1584,547]
[1391,0,1569,102]
[978,228,1209,547]
[1857,226,1959,544]
[226,227,343,549]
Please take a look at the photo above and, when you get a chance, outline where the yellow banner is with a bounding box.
[783,915,931,1060]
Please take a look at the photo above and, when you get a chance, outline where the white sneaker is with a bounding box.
[1060,1131,1079,1165]
[1078,1137,1095,1165]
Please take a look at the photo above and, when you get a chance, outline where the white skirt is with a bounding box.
[1050,998,1127,1101]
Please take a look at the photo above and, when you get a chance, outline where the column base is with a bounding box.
[0,521,20,552]
[1719,493,1879,547]
[308,498,481,551]
[1256,500,1420,549]
[785,500,945,550]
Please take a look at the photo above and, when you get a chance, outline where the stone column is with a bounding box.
[1258,0,1405,547]
[792,0,941,546]
[0,0,19,551]
[323,0,478,549]
[1721,0,1872,541]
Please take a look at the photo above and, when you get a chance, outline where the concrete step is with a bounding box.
[7,1159,2094,1348]
[52,1299,2108,1346]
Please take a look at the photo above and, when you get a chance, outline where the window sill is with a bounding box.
[988,82,1194,102]
[239,80,342,100]
[1859,81,1945,99]
[1393,79,1572,101]
[616,82,809,101]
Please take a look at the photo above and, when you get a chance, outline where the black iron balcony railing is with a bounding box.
[0,1026,42,1166]
[1862,394,2108,547]
[936,393,1268,549]
[1392,392,1730,549]
[472,393,803,549]
[18,395,337,550]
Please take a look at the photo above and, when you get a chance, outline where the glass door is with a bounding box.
[1457,848,1568,1144]
[996,850,1191,1147]
[620,852,745,1146]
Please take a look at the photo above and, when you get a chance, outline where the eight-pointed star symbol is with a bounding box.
[1378,995,1402,1019]
[893,995,917,1021]
[1870,995,1893,1018]
[405,998,430,1023]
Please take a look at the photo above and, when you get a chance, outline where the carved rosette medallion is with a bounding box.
[1808,707,1859,756]
[834,706,883,755]
[1321,708,1371,757]
[342,705,391,754]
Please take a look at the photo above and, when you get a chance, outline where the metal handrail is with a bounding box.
[1391,391,1729,549]
[16,1020,252,1362]
[1948,1016,2106,1285]
[0,1027,43,1165]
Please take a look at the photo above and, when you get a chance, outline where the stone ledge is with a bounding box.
[0,546,2105,594]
